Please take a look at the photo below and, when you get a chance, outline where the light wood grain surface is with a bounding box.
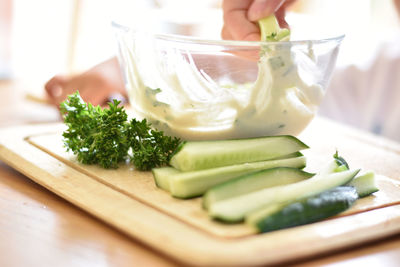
[1,80,400,267]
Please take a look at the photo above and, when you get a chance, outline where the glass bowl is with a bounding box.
[113,21,343,140]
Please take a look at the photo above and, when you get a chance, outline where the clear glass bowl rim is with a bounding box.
[112,21,345,47]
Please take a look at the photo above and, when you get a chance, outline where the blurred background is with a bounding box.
[1,0,400,138]
[1,0,399,83]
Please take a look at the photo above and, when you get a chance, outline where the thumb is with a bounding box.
[247,0,286,21]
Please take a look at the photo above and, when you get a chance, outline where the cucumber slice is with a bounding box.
[203,167,313,209]
[208,168,360,223]
[152,167,179,191]
[169,135,308,172]
[348,171,379,197]
[153,152,304,194]
[246,186,358,233]
[154,152,305,194]
[167,154,306,198]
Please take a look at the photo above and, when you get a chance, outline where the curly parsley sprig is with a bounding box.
[60,92,181,170]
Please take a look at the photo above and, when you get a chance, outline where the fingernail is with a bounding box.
[248,0,272,21]
[248,0,283,21]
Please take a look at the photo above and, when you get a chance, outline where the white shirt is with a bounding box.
[319,33,400,142]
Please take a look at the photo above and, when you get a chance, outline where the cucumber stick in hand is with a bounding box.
[208,168,360,223]
[258,15,290,42]
[170,135,308,171]
[154,153,306,198]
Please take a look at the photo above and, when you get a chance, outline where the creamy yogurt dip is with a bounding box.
[122,35,324,140]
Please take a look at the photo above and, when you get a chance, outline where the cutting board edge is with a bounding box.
[1,122,400,266]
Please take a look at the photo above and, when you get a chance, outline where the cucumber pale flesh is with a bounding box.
[169,155,306,199]
[203,167,313,209]
[152,167,179,192]
[348,171,379,197]
[154,153,305,197]
[258,15,291,42]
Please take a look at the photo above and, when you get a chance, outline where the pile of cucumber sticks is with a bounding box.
[152,135,378,233]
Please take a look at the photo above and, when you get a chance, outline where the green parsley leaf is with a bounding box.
[60,91,181,170]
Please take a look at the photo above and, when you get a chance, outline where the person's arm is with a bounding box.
[45,57,126,107]
[221,0,295,41]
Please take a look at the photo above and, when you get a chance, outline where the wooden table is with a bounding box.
[1,80,400,267]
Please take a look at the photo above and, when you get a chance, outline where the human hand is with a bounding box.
[222,0,295,41]
[45,58,126,108]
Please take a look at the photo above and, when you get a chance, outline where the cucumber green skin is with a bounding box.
[318,156,349,175]
[334,165,349,172]
[252,186,358,233]
[333,152,350,170]
[169,135,309,172]
[273,151,303,160]
[356,188,379,198]
[203,167,313,209]
[170,155,307,199]
[209,168,360,223]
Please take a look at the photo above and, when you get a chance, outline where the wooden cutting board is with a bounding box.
[1,117,400,266]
